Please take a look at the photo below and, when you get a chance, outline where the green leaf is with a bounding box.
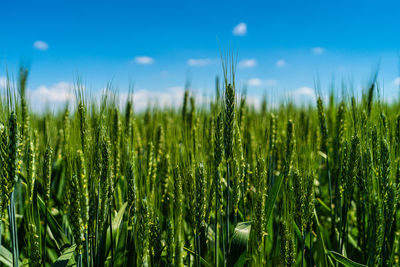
[38,196,70,249]
[314,208,330,267]
[316,197,331,213]
[265,173,284,226]
[0,245,20,267]
[318,151,327,159]
[96,202,128,266]
[9,192,19,267]
[228,221,251,266]
[51,245,76,267]
[233,252,246,267]
[183,247,211,267]
[265,210,274,253]
[106,202,128,254]
[114,221,128,266]
[293,221,302,242]
[328,251,367,267]
[32,182,41,253]
[112,202,128,232]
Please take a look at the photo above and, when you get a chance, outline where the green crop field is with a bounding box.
[0,65,399,267]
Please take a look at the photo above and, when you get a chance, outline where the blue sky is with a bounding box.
[1,0,400,110]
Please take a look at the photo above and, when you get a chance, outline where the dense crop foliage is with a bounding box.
[0,67,399,266]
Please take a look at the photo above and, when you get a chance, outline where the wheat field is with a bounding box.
[0,66,398,267]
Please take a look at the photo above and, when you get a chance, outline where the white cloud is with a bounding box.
[291,86,314,96]
[246,95,262,109]
[247,78,277,87]
[118,86,214,111]
[0,76,6,87]
[135,56,155,65]
[393,77,400,86]
[232,22,247,36]
[238,59,257,68]
[119,86,184,111]
[312,47,325,55]
[30,82,74,111]
[264,80,278,87]
[33,40,48,51]
[248,78,262,86]
[187,58,213,67]
[24,81,209,112]
[276,59,286,68]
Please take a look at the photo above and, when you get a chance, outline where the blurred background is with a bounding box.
[1,0,400,111]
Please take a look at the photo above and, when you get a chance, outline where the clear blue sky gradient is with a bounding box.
[1,0,400,105]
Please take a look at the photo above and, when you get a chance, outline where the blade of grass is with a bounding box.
[51,245,76,267]
[183,247,211,267]
[265,173,284,226]
[328,251,367,267]
[0,245,19,267]
[9,191,19,267]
